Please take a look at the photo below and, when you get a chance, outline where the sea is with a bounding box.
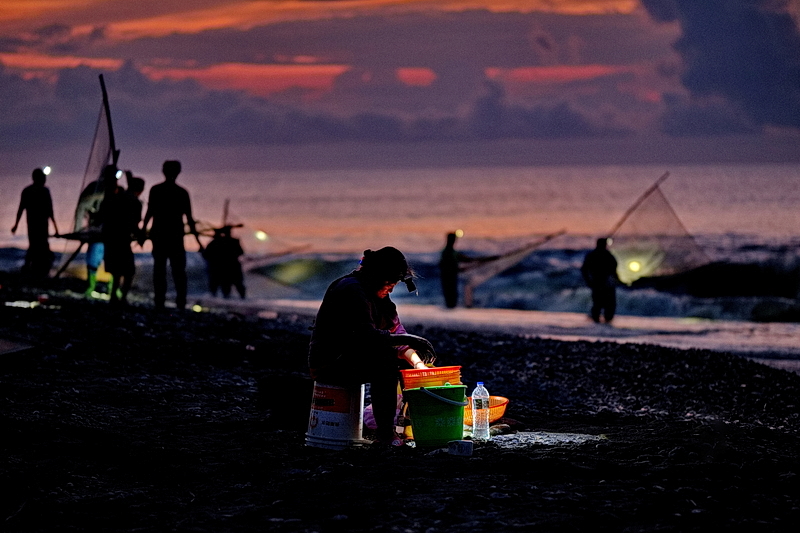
[2,162,800,324]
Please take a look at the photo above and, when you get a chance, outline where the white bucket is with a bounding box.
[305,382,367,450]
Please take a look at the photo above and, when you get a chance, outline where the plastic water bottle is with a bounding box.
[471,382,490,441]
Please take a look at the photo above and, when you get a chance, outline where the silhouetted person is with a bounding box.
[581,237,619,324]
[12,167,59,279]
[439,232,498,308]
[202,226,246,299]
[96,169,144,306]
[140,160,200,310]
[439,232,464,308]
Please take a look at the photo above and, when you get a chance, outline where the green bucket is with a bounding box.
[403,384,467,447]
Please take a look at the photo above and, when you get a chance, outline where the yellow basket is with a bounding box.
[464,396,509,426]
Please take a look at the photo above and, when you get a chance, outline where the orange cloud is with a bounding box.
[140,62,351,98]
[0,51,121,70]
[1,1,638,41]
[395,67,437,87]
[0,1,95,23]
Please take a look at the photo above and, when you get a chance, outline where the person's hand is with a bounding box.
[414,361,428,370]
[11,225,17,234]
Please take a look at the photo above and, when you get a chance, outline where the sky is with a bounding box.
[1,0,800,174]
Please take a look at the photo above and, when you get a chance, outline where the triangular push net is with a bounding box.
[72,101,113,233]
[461,231,564,307]
[610,173,709,285]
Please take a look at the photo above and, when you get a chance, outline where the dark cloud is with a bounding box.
[0,63,627,155]
[660,93,760,135]
[642,0,800,128]
[468,82,625,140]
[0,64,100,149]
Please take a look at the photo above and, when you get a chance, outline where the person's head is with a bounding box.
[128,177,145,197]
[31,168,46,185]
[596,237,608,249]
[162,160,182,181]
[446,232,457,247]
[358,246,416,297]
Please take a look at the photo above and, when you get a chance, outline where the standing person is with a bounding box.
[308,247,431,446]
[439,232,474,308]
[11,167,59,279]
[202,226,246,299]
[581,237,620,324]
[140,160,200,310]
[96,169,144,306]
[439,231,498,309]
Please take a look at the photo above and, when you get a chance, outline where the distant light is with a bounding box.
[5,300,40,308]
[115,170,123,180]
[42,166,51,176]
[628,260,641,272]
[192,304,203,313]
[455,229,464,238]
[607,238,613,246]
[255,231,269,241]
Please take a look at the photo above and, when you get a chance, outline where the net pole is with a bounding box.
[609,171,670,237]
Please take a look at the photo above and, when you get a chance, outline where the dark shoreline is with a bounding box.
[1,278,799,532]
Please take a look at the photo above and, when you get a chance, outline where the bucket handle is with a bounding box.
[419,387,468,406]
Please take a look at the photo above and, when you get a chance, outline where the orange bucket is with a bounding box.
[400,366,461,390]
[464,396,509,426]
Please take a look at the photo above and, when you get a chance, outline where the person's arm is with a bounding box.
[11,190,25,233]
[389,316,427,369]
[139,192,153,245]
[50,215,59,237]
[401,348,427,369]
[46,190,59,236]
[183,190,203,250]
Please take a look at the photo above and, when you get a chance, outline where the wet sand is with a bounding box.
[1,275,799,532]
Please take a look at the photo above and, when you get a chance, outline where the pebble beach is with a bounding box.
[1,273,799,532]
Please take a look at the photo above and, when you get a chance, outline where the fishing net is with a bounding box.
[610,175,709,285]
[461,232,563,307]
[73,102,113,233]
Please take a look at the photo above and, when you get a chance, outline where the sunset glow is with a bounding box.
[395,67,437,87]
[2,0,797,173]
[1,1,640,40]
[485,65,632,85]
[0,52,121,71]
[0,1,95,23]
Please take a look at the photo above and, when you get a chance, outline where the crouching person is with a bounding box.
[308,247,428,447]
